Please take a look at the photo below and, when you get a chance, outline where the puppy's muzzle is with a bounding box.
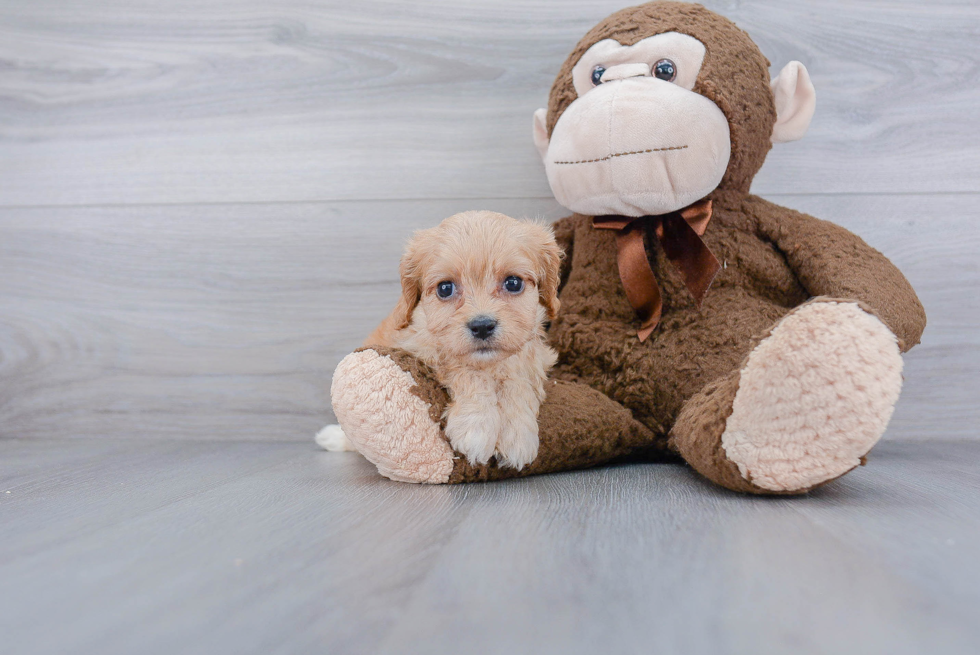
[467,315,498,341]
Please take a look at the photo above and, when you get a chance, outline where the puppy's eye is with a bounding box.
[436,281,456,299]
[653,59,676,82]
[503,276,524,294]
[591,66,606,86]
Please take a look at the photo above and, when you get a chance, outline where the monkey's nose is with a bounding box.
[467,316,498,341]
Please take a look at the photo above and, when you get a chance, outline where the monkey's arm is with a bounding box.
[747,195,926,352]
[552,215,576,294]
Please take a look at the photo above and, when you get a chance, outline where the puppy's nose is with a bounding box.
[467,316,497,341]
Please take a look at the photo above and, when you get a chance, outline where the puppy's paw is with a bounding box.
[314,424,357,452]
[445,407,499,466]
[495,417,540,471]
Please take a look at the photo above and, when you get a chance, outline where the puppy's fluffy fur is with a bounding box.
[364,211,561,469]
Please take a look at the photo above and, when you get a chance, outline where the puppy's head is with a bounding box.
[396,211,562,362]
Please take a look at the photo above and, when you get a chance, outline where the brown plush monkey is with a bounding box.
[328,2,926,494]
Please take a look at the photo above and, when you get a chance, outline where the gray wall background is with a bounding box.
[1,0,976,442]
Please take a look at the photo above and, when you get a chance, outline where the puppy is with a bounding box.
[321,211,562,470]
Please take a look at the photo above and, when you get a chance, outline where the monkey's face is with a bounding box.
[534,32,731,217]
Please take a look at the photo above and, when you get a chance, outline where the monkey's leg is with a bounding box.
[330,347,658,484]
[670,299,904,494]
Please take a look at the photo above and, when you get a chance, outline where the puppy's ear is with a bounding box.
[394,232,429,329]
[526,223,563,321]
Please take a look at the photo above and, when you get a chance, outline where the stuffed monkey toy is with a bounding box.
[328,1,926,494]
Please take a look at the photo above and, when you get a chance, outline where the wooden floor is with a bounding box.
[2,439,979,655]
[2,1,979,653]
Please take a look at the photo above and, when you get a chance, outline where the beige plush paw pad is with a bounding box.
[721,302,903,492]
[331,350,453,484]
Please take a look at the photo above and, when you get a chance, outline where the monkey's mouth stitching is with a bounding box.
[554,145,688,165]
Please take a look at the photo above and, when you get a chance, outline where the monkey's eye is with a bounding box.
[653,59,676,82]
[503,276,524,294]
[591,66,606,86]
[436,281,456,299]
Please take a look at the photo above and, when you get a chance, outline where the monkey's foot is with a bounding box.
[331,348,454,484]
[674,300,904,494]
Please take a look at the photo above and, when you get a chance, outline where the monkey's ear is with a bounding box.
[771,61,816,144]
[394,236,426,330]
[532,108,550,160]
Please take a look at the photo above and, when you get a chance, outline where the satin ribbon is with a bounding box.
[593,199,721,341]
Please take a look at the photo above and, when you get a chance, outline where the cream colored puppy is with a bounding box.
[322,211,562,470]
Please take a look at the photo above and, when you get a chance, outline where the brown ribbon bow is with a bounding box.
[593,199,721,341]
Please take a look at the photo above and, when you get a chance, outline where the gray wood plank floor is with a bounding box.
[2,439,979,655]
